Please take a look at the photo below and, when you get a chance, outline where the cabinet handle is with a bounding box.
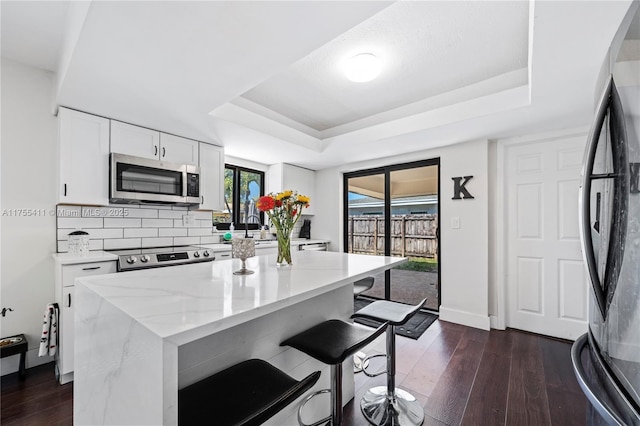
[68,293,72,308]
[154,145,158,156]
[82,266,101,271]
[64,183,67,197]
[162,147,166,158]
[201,195,204,204]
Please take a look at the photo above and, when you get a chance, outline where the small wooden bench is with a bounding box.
[0,334,27,379]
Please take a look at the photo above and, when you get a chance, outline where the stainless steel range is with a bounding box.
[109,245,215,271]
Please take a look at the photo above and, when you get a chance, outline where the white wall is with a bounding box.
[314,139,491,330]
[1,59,58,374]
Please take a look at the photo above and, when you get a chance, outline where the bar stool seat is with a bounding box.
[352,298,428,426]
[179,359,320,426]
[281,319,387,426]
[353,277,374,297]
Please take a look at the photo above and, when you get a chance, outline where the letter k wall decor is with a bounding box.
[451,176,474,200]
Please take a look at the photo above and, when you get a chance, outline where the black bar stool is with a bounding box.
[353,276,374,298]
[351,298,428,426]
[353,276,375,373]
[179,359,320,426]
[281,319,387,426]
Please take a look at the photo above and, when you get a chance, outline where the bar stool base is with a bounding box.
[361,386,424,426]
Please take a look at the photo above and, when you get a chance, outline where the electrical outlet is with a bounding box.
[182,214,196,226]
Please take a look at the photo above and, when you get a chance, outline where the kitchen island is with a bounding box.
[74,250,405,425]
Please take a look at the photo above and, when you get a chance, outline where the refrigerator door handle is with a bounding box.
[579,76,612,319]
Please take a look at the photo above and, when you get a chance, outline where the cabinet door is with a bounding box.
[61,261,118,287]
[199,143,225,210]
[159,133,199,165]
[58,108,110,205]
[216,251,232,261]
[110,120,160,160]
[57,261,117,381]
[60,287,74,376]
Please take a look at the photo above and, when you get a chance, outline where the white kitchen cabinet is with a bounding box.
[111,121,198,165]
[58,108,110,205]
[159,133,199,165]
[267,163,316,215]
[110,120,160,160]
[199,143,225,210]
[54,260,117,384]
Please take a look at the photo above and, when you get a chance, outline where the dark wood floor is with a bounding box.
[1,320,588,426]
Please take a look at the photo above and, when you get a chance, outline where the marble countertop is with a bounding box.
[52,251,118,265]
[76,251,404,346]
[52,239,329,262]
[201,238,329,252]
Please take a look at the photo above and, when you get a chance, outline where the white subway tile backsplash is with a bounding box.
[158,228,188,237]
[124,228,158,238]
[57,228,123,240]
[104,218,142,228]
[200,236,221,244]
[192,210,213,220]
[188,228,213,237]
[174,237,199,246]
[104,238,141,250]
[123,208,158,219]
[56,204,221,253]
[173,219,188,228]
[158,210,185,219]
[58,217,103,229]
[142,218,174,228]
[141,237,174,248]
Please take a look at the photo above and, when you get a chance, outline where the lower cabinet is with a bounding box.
[55,260,117,384]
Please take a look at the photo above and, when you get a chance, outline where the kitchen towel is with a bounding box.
[38,303,59,357]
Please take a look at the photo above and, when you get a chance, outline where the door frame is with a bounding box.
[343,158,441,308]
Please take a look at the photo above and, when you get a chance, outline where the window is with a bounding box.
[220,165,265,230]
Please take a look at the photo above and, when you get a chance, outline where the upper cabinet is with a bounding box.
[267,163,316,215]
[58,108,110,205]
[159,133,199,165]
[111,121,198,165]
[199,143,225,211]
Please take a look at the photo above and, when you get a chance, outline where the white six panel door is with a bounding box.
[505,134,589,340]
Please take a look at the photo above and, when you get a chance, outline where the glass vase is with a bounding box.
[276,230,292,266]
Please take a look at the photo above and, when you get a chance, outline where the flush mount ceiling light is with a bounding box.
[344,53,381,83]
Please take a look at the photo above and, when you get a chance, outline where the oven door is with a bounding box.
[110,153,190,204]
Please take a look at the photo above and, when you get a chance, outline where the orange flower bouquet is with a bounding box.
[257,190,310,265]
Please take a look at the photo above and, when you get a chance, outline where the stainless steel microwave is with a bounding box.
[110,153,201,206]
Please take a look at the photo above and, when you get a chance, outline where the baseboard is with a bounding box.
[1,347,53,376]
[490,315,506,330]
[439,307,490,331]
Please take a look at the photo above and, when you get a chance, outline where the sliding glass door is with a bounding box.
[344,159,440,311]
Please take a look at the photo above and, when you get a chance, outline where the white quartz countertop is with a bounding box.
[52,251,118,265]
[76,251,404,346]
[201,238,329,252]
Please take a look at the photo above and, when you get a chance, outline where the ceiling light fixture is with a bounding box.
[344,53,381,83]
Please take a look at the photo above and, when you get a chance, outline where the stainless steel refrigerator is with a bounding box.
[571,2,640,424]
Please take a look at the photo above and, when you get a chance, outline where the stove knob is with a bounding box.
[203,250,210,257]
[193,251,200,258]
[126,256,137,264]
[140,255,150,263]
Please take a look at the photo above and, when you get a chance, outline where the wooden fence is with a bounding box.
[347,214,438,258]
